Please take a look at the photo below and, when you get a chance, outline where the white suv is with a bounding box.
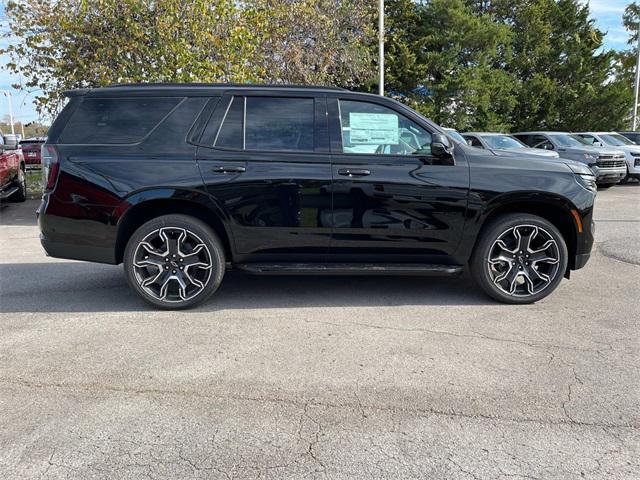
[575,132,640,183]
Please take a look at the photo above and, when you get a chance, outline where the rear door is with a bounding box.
[327,95,469,262]
[196,92,332,262]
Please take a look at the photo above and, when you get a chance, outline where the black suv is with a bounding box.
[38,84,596,308]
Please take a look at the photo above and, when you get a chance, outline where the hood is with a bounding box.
[562,145,625,156]
[492,147,559,158]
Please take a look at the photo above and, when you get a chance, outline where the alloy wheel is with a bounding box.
[487,224,560,297]
[132,227,213,303]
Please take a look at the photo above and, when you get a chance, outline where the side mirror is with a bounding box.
[432,132,453,157]
[2,134,18,150]
[593,141,603,147]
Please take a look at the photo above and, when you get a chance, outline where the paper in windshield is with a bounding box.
[349,113,399,145]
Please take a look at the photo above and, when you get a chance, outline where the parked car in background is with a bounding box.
[0,130,27,203]
[513,131,626,187]
[618,131,640,144]
[463,132,560,159]
[442,127,466,144]
[19,137,46,169]
[575,132,640,183]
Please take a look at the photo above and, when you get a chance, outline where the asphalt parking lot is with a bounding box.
[1,186,639,479]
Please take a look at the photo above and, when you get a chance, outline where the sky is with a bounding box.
[0,0,636,125]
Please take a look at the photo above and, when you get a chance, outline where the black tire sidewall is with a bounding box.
[9,168,27,202]
[123,214,225,310]
[471,214,569,304]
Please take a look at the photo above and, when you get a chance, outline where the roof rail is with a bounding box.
[105,82,348,91]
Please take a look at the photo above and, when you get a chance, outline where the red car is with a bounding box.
[20,137,46,169]
[0,130,27,203]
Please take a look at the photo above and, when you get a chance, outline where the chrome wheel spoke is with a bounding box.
[488,224,560,298]
[133,242,167,268]
[133,227,213,303]
[515,225,538,253]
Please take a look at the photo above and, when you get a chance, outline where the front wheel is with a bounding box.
[124,214,225,309]
[470,214,568,304]
[9,168,27,202]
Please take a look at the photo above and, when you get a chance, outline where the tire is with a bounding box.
[123,214,225,309]
[9,167,27,202]
[470,214,568,304]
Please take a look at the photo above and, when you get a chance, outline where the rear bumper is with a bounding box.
[40,235,115,264]
[38,195,117,264]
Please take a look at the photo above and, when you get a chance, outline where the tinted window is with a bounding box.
[530,135,550,148]
[60,97,180,144]
[339,100,431,155]
[513,134,531,146]
[465,136,484,148]
[215,97,244,149]
[245,97,314,151]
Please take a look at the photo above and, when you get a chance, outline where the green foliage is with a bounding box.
[386,0,635,131]
[2,0,636,131]
[1,0,374,118]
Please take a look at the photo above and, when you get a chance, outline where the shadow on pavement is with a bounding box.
[0,199,39,227]
[0,262,491,313]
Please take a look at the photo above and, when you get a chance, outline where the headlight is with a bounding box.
[583,153,598,163]
[566,162,593,175]
[575,173,597,192]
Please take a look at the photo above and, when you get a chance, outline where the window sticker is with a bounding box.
[349,112,399,145]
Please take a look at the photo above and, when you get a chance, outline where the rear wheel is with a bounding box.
[470,214,568,304]
[123,215,225,309]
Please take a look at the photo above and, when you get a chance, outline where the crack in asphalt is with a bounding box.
[304,319,606,356]
[2,377,637,431]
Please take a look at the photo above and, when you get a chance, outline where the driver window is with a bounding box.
[580,135,595,145]
[339,100,431,156]
[532,136,553,150]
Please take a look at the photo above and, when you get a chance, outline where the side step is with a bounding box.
[235,263,464,276]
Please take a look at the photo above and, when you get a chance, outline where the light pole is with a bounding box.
[378,0,384,96]
[3,91,16,135]
[634,31,640,130]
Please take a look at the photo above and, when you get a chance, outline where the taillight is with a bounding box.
[41,144,60,190]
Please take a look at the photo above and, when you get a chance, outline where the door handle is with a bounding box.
[212,166,246,174]
[338,168,371,177]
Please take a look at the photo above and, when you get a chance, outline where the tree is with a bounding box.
[384,0,516,131]
[1,0,375,117]
[468,0,633,131]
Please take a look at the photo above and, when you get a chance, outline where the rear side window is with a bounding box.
[513,134,531,146]
[245,97,314,151]
[60,97,181,144]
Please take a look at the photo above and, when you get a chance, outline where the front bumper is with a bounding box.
[592,165,626,184]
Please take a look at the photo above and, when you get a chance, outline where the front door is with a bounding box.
[327,96,469,263]
[196,93,333,262]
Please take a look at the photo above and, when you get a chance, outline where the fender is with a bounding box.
[114,186,237,262]
[455,189,582,262]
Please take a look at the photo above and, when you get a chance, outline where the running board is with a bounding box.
[235,263,464,276]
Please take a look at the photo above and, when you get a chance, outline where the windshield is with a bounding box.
[600,133,634,146]
[549,134,587,148]
[443,129,466,144]
[482,135,526,149]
